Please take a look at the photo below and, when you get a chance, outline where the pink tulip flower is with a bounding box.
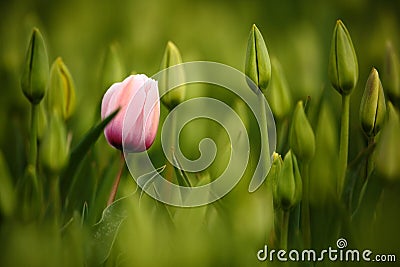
[101,74,160,152]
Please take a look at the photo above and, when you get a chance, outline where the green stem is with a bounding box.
[29,104,39,191]
[301,163,311,248]
[338,94,350,198]
[259,93,271,171]
[281,210,289,250]
[107,152,125,206]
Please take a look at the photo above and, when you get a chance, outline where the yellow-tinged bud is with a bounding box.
[159,41,186,110]
[360,68,386,137]
[40,114,69,174]
[21,28,49,104]
[47,57,76,119]
[290,101,316,161]
[328,20,358,95]
[245,24,271,94]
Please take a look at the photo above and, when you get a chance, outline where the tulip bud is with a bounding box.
[47,57,76,119]
[328,20,358,95]
[245,24,271,94]
[375,102,400,181]
[360,68,386,137]
[159,41,185,110]
[276,150,302,211]
[267,152,283,207]
[290,101,315,161]
[21,28,49,104]
[101,43,125,90]
[40,114,69,174]
[101,74,160,152]
[383,42,400,104]
[267,57,292,120]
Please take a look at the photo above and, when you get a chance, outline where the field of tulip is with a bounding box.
[0,0,400,266]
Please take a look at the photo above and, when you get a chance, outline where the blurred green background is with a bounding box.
[1,0,400,266]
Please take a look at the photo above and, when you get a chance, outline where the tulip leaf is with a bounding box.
[60,109,119,200]
[88,195,128,265]
[172,152,192,187]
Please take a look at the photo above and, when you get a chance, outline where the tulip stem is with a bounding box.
[107,152,125,206]
[259,93,271,173]
[338,94,350,198]
[281,210,289,250]
[301,163,311,248]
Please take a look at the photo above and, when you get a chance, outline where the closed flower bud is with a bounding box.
[101,43,125,90]
[267,57,292,120]
[328,20,358,95]
[290,101,315,161]
[245,24,271,94]
[360,68,386,137]
[276,150,302,210]
[159,41,185,110]
[21,28,49,104]
[383,42,400,104]
[101,74,160,152]
[40,114,69,174]
[47,57,76,119]
[375,102,400,181]
[267,152,283,207]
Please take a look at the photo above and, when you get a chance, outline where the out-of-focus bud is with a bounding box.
[290,101,315,161]
[267,152,283,207]
[276,150,302,211]
[267,57,292,120]
[159,41,185,110]
[47,57,76,119]
[360,68,386,137]
[101,42,125,90]
[101,74,160,152]
[21,28,49,104]
[383,42,400,105]
[375,102,400,181]
[40,114,69,174]
[328,20,358,95]
[245,24,271,94]
[37,102,48,141]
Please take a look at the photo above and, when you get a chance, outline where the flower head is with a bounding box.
[101,74,160,152]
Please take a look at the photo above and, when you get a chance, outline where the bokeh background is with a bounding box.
[1,0,400,266]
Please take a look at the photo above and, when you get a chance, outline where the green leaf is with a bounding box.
[60,109,119,200]
[88,196,128,265]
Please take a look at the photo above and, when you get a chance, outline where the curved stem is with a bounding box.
[107,152,125,206]
[338,94,350,198]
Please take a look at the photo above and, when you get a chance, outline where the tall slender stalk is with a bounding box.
[301,163,311,247]
[281,210,289,250]
[259,93,271,172]
[338,94,350,198]
[107,152,125,206]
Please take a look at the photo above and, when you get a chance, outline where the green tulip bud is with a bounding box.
[21,28,49,104]
[360,68,386,137]
[267,57,292,120]
[245,24,271,94]
[328,20,358,95]
[40,114,69,174]
[159,41,186,110]
[290,101,316,161]
[267,152,283,207]
[375,102,400,181]
[276,150,302,210]
[101,42,125,90]
[47,57,76,119]
[383,42,400,104]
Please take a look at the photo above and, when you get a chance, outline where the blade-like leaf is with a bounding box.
[60,109,119,200]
